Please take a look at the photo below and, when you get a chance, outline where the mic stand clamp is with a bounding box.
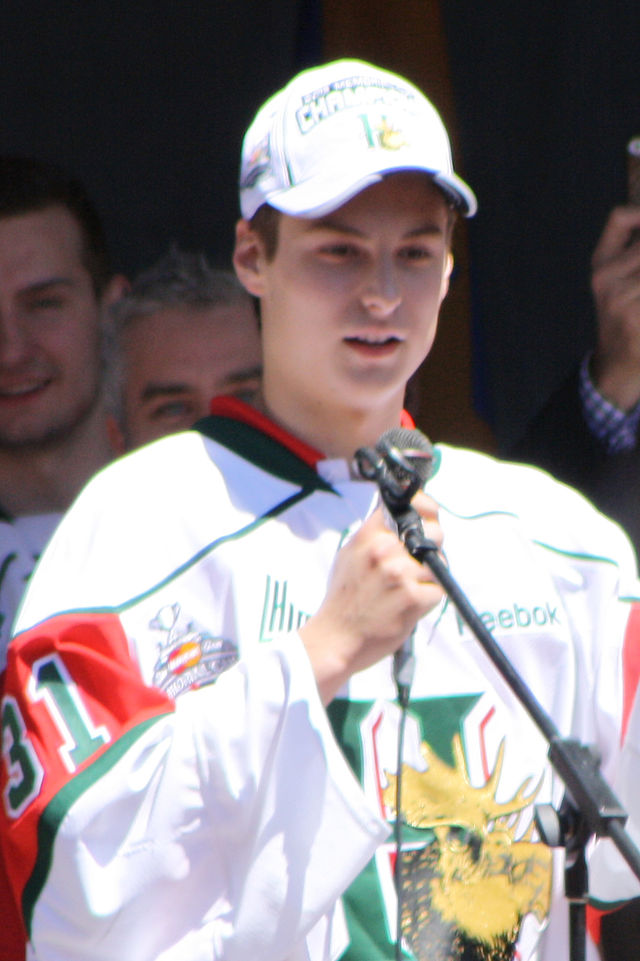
[534,742,629,961]
[535,794,590,961]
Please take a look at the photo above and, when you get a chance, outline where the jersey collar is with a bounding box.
[194,396,417,492]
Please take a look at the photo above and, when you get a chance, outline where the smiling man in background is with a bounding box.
[0,156,126,658]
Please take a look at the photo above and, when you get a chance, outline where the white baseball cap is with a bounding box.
[239,58,477,220]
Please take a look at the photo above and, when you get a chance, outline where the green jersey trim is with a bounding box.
[23,712,172,937]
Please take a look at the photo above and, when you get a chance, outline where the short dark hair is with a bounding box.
[249,204,281,261]
[0,155,112,295]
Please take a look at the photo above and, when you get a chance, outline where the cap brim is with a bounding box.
[263,161,477,219]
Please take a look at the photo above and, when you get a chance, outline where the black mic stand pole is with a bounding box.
[357,443,640,961]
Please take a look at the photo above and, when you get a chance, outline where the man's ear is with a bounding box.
[441,252,454,301]
[233,219,266,298]
[105,413,127,456]
[100,273,130,313]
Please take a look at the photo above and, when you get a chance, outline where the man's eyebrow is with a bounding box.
[139,382,190,403]
[221,364,263,385]
[307,220,363,237]
[20,276,76,294]
[404,224,446,238]
[306,219,445,238]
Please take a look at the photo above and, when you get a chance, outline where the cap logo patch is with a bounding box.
[295,75,415,135]
[363,115,408,151]
[240,136,271,190]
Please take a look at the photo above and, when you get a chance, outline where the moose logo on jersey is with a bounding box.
[384,734,551,959]
[329,694,553,961]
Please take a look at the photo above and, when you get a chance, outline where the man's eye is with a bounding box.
[229,377,262,398]
[152,401,191,420]
[320,243,358,258]
[400,247,431,261]
[29,297,65,311]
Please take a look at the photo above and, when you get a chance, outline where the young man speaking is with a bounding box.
[1,60,639,961]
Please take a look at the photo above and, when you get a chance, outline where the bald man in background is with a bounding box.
[105,246,262,450]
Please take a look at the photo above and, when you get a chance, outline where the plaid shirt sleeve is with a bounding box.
[579,353,640,453]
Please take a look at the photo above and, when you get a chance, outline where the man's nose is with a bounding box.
[360,259,402,317]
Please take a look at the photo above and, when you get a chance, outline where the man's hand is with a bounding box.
[301,493,444,703]
[590,205,640,410]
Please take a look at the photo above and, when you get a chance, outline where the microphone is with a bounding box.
[355,426,435,546]
[355,428,436,700]
[355,427,434,498]
[375,426,434,488]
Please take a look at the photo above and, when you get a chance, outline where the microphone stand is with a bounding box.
[356,442,640,961]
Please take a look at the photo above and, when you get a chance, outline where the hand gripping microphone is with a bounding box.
[355,428,436,699]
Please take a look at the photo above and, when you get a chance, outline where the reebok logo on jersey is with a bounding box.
[454,601,561,637]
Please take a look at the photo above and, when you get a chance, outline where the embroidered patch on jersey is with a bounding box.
[151,604,238,698]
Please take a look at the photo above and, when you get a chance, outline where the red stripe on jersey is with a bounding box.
[586,906,602,946]
[210,396,417,465]
[586,600,640,946]
[0,611,173,945]
[400,409,416,429]
[621,601,640,742]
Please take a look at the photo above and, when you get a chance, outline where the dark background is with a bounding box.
[442,0,640,446]
[2,0,638,450]
[0,1,317,274]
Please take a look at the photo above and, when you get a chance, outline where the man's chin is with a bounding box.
[0,404,98,453]
[0,424,71,451]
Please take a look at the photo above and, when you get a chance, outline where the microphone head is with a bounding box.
[376,427,434,487]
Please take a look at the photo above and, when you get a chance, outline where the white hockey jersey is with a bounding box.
[2,396,640,961]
